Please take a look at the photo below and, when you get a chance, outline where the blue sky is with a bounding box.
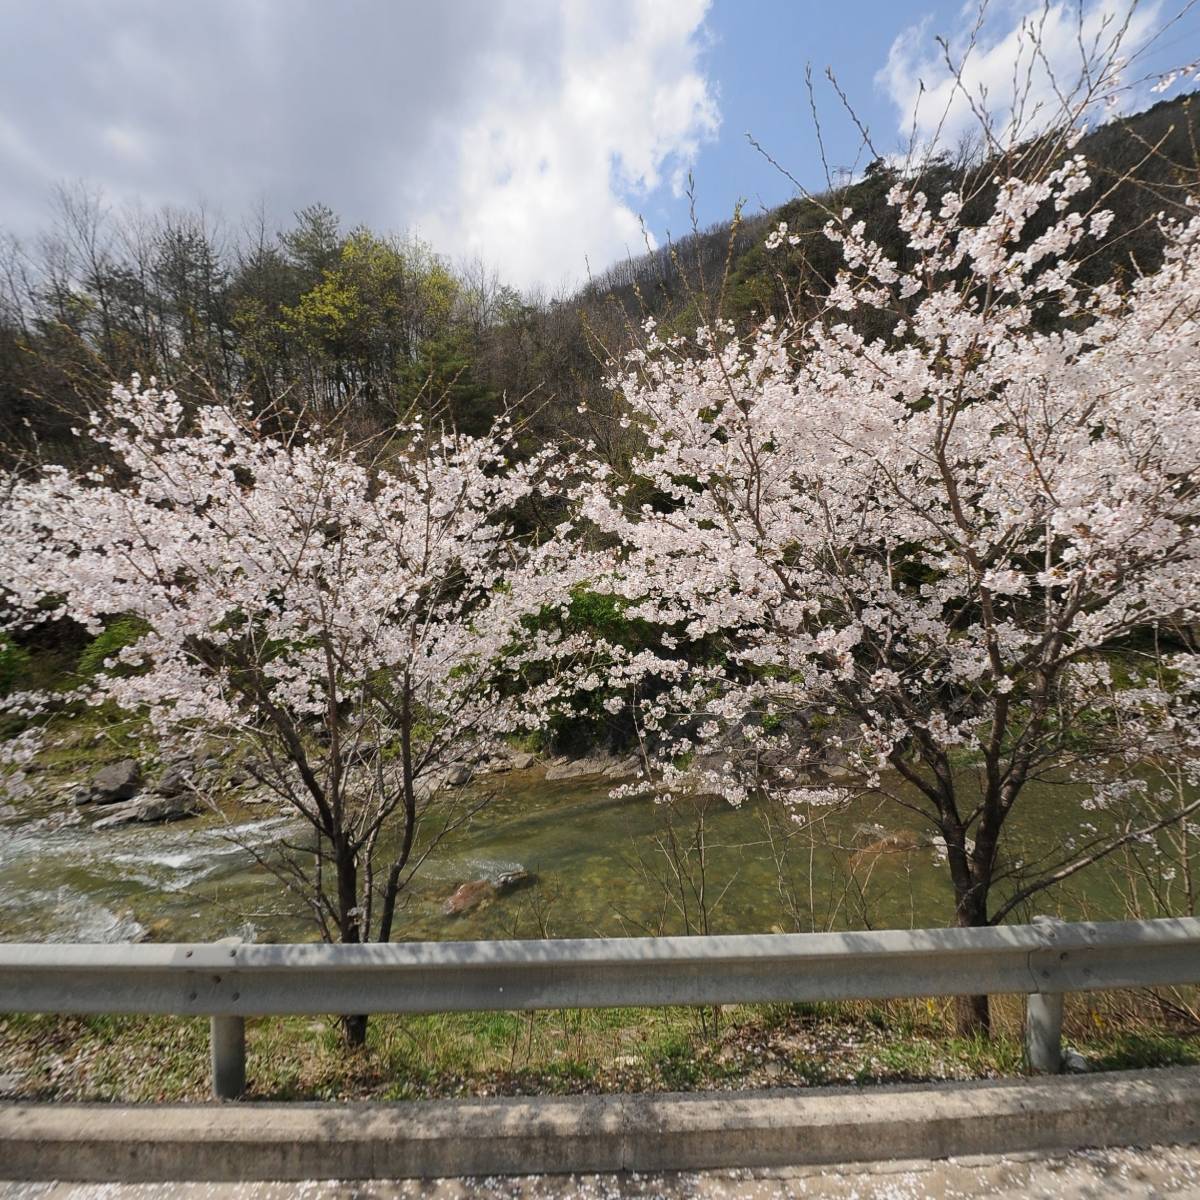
[650,0,1200,244]
[650,0,977,233]
[1,0,1197,291]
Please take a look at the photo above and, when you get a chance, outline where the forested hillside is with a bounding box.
[1,90,1197,470]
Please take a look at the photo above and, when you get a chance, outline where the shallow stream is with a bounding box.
[0,765,1179,944]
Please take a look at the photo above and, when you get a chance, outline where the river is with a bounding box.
[0,766,1188,943]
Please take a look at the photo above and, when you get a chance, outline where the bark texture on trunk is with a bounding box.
[336,845,369,1047]
[954,990,991,1037]
[341,1013,368,1047]
[954,887,992,1037]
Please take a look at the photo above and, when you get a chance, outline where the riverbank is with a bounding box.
[2,991,1196,1104]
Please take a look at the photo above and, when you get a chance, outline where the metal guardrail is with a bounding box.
[2,916,1198,1098]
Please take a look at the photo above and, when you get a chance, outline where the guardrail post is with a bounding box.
[210,1015,245,1099]
[210,935,244,1099]
[1025,915,1065,1074]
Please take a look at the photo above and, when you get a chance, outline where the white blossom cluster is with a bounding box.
[0,386,586,808]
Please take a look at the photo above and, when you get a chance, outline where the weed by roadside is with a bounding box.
[1,988,1195,1103]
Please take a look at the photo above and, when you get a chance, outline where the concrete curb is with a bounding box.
[2,1067,1198,1182]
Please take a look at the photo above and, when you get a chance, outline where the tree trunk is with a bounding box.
[954,990,991,1038]
[953,889,991,1038]
[335,844,369,1047]
[341,1012,369,1047]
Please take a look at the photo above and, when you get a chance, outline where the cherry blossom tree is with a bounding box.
[574,151,1200,1033]
[0,381,578,1040]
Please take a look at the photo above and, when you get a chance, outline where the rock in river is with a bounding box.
[442,868,536,916]
[849,830,926,870]
[442,878,495,916]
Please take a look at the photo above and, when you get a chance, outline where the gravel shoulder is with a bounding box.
[3,1143,1200,1198]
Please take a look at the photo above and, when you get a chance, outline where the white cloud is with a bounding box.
[877,1,1162,152]
[412,2,719,290]
[0,0,718,292]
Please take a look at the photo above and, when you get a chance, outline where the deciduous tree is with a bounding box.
[574,150,1200,1034]
[0,381,577,1041]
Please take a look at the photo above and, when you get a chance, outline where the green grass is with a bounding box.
[2,991,1195,1104]
[1086,1031,1200,1072]
[9,708,152,803]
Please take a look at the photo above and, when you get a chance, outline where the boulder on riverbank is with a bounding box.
[544,752,640,781]
[444,762,474,787]
[413,753,526,797]
[414,767,451,801]
[74,759,141,805]
[91,792,201,829]
[479,749,536,774]
[154,763,192,797]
